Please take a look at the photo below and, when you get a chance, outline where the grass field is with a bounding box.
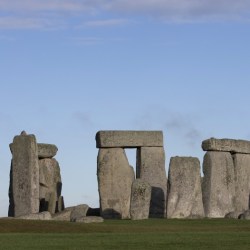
[0,218,250,250]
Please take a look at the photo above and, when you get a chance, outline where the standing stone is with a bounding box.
[8,134,39,217]
[130,179,151,220]
[233,154,250,212]
[97,148,135,219]
[202,151,235,218]
[167,157,204,218]
[39,158,62,214]
[136,147,167,218]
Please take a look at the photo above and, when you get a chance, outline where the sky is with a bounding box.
[1,0,250,216]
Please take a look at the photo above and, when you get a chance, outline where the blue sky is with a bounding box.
[1,0,250,216]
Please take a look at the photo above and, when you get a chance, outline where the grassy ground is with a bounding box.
[0,218,250,250]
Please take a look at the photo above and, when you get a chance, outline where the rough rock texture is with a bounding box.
[74,216,104,223]
[202,138,250,154]
[130,179,151,220]
[8,134,40,217]
[57,196,65,212]
[39,158,62,214]
[167,157,204,219]
[97,148,135,219]
[17,211,51,220]
[233,154,250,212]
[136,147,167,218]
[52,210,72,221]
[70,204,89,222]
[225,211,243,219]
[239,210,250,220]
[202,151,235,218]
[38,143,58,159]
[96,131,163,148]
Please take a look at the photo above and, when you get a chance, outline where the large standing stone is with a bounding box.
[202,151,235,218]
[233,154,250,211]
[8,134,40,217]
[96,131,163,148]
[97,148,135,219]
[167,157,204,218]
[136,147,167,218]
[130,179,151,220]
[38,143,58,159]
[202,138,250,154]
[39,158,62,214]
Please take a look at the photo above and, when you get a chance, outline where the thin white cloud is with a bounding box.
[83,18,130,27]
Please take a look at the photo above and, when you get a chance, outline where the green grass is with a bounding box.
[0,218,250,249]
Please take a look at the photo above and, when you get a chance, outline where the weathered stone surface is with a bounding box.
[52,210,71,221]
[97,148,135,219]
[17,211,51,220]
[38,143,58,158]
[70,204,89,222]
[39,158,62,214]
[136,147,167,218]
[202,151,235,218]
[202,138,250,154]
[57,196,65,212]
[130,179,151,220]
[9,134,40,217]
[167,157,204,219]
[96,131,163,148]
[74,216,104,223]
[233,154,250,212]
[239,210,250,220]
[225,211,243,219]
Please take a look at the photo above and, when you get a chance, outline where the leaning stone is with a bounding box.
[52,210,72,221]
[239,210,250,220]
[225,211,243,219]
[70,204,89,222]
[136,147,167,218]
[38,143,58,158]
[130,179,151,220]
[233,154,250,212]
[202,151,235,218]
[96,131,163,148]
[202,138,250,154]
[74,216,104,223]
[97,148,135,219]
[167,157,204,219]
[9,134,39,217]
[17,211,51,220]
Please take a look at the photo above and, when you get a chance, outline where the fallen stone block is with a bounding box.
[97,148,135,219]
[167,157,204,219]
[202,138,250,154]
[74,216,104,223]
[38,143,58,158]
[136,147,167,218]
[225,211,243,219]
[17,211,51,220]
[70,204,89,222]
[202,151,235,218]
[130,179,151,220]
[239,210,250,220]
[52,210,72,221]
[96,131,163,148]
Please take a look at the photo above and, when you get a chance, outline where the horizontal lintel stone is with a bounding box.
[38,143,58,158]
[202,138,250,154]
[96,130,163,148]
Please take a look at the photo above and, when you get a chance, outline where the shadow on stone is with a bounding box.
[8,162,14,217]
[87,208,100,216]
[149,187,165,218]
[39,198,49,212]
[101,209,121,219]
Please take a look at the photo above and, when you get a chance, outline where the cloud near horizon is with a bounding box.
[0,0,250,30]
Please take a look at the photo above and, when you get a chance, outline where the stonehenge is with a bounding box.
[3,131,250,221]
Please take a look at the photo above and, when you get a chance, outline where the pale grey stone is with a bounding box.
[233,154,250,212]
[70,204,89,222]
[17,211,51,220]
[9,134,39,217]
[39,158,62,214]
[202,151,236,218]
[52,210,71,221]
[97,148,135,219]
[37,143,58,158]
[130,179,151,220]
[202,138,250,154]
[74,216,104,223]
[136,147,167,218]
[239,210,250,220]
[167,157,204,219]
[96,131,163,148]
[225,211,243,219]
